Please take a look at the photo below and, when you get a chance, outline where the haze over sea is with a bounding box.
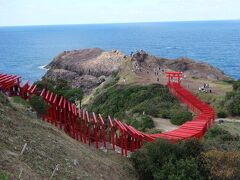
[0,20,240,83]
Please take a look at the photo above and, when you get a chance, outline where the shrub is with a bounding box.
[34,78,56,94]
[154,158,203,180]
[233,80,240,91]
[217,110,227,118]
[141,115,154,130]
[29,96,48,117]
[170,108,193,125]
[125,114,154,131]
[59,88,83,106]
[225,95,240,116]
[220,80,240,117]
[202,150,240,180]
[131,139,206,180]
[0,173,8,180]
[203,125,240,151]
[12,96,29,107]
[35,79,83,106]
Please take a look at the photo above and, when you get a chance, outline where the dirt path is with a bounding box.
[216,118,240,123]
[152,117,178,132]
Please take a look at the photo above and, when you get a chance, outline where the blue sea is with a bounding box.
[0,20,240,83]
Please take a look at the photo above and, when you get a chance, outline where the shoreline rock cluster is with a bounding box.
[44,48,231,94]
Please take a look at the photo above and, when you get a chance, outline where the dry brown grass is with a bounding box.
[0,94,136,180]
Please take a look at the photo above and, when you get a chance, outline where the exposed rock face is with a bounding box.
[44,48,231,94]
[44,48,125,94]
[164,58,230,80]
[141,54,231,81]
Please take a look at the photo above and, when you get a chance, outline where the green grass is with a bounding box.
[0,173,8,180]
[12,96,29,107]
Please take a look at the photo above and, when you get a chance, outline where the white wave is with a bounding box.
[38,65,49,70]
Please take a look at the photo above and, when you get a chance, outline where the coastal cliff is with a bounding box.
[44,48,231,94]
[44,48,125,94]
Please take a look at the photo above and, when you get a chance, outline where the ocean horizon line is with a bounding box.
[1,19,240,28]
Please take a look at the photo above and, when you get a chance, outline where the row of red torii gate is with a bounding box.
[0,72,215,156]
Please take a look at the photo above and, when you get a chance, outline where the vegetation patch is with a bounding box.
[219,80,240,117]
[0,173,8,180]
[131,123,240,180]
[12,96,29,107]
[125,114,154,132]
[29,96,48,117]
[86,82,192,130]
[35,78,83,106]
[203,125,240,151]
[131,139,206,180]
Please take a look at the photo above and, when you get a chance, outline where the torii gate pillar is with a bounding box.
[166,72,183,86]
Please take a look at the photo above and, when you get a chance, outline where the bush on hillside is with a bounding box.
[154,158,203,180]
[0,173,8,180]
[202,150,240,180]
[203,125,240,151]
[34,78,56,94]
[220,80,240,116]
[35,78,83,106]
[125,114,154,131]
[170,108,193,125]
[130,139,206,180]
[12,96,29,107]
[29,96,48,117]
[217,110,227,118]
[59,88,84,106]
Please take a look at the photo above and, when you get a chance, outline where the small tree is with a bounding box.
[29,95,48,117]
[60,88,84,107]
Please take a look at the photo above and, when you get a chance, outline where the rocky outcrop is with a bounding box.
[44,48,125,94]
[140,54,231,81]
[164,58,230,80]
[44,48,231,94]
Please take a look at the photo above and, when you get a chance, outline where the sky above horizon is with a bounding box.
[1,0,240,26]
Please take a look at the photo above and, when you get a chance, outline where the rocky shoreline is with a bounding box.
[43,48,231,94]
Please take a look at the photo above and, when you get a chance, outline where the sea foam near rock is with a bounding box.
[38,65,48,70]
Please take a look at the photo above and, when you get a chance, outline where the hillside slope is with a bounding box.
[0,94,136,180]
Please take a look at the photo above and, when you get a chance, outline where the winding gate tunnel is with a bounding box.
[0,71,215,157]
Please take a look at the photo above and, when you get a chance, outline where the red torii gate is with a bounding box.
[20,81,29,99]
[98,114,106,150]
[27,84,37,100]
[166,72,183,85]
[85,111,91,146]
[0,71,217,157]
[114,119,128,156]
[0,75,20,96]
[108,116,115,150]
[92,112,99,149]
[78,109,83,142]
